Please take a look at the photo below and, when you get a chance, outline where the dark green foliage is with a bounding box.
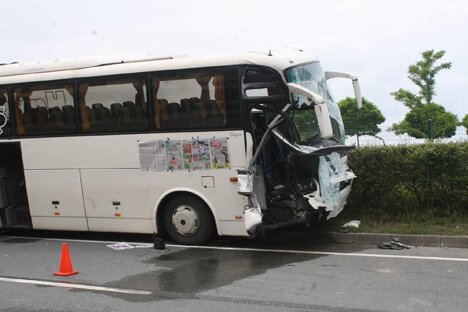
[345,143,468,221]
[338,97,385,137]
[392,103,458,138]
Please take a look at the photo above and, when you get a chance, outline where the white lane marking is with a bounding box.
[0,277,151,295]
[166,244,468,262]
[2,235,468,263]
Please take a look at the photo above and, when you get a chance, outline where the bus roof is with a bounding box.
[0,52,318,85]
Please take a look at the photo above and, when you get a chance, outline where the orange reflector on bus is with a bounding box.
[230,177,238,182]
[235,215,243,220]
[54,212,60,216]
[115,213,121,217]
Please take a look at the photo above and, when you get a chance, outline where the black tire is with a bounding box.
[163,194,216,245]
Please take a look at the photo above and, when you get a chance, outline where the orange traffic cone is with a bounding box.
[53,242,79,276]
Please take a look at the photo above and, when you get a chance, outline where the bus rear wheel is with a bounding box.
[163,195,216,245]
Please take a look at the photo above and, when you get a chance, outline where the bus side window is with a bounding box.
[152,72,229,130]
[79,78,149,134]
[13,84,76,136]
[0,88,12,138]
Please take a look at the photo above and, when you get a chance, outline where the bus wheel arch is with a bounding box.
[155,191,218,245]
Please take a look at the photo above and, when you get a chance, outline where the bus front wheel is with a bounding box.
[163,195,216,245]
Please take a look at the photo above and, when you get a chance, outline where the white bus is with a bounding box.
[0,53,361,244]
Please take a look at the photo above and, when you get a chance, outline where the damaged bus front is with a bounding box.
[239,61,361,235]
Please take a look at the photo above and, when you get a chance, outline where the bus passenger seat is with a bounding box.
[181,98,197,127]
[110,103,124,121]
[134,105,145,121]
[35,106,49,125]
[123,101,138,120]
[191,97,207,120]
[62,105,75,124]
[92,103,110,121]
[164,102,182,129]
[49,106,64,128]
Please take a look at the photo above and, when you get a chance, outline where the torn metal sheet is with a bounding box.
[244,206,263,234]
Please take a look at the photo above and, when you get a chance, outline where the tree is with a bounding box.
[338,97,385,146]
[391,50,458,139]
[394,104,458,138]
[462,114,468,134]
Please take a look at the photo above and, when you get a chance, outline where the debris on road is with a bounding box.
[377,238,413,250]
[342,220,361,229]
[338,220,361,232]
[106,242,152,250]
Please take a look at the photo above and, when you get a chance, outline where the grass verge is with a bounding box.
[325,214,468,236]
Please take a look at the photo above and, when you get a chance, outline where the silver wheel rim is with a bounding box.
[172,205,199,236]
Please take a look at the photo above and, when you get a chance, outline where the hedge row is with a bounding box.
[344,142,468,220]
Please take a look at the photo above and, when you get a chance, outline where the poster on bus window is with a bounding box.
[191,138,211,170]
[166,140,183,171]
[210,137,230,169]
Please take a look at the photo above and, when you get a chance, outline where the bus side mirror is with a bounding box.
[324,71,362,109]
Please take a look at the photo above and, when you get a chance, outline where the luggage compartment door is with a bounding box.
[25,169,88,231]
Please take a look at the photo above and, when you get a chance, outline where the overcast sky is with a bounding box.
[1,0,467,124]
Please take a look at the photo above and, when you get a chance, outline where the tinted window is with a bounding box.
[13,84,76,136]
[78,78,148,133]
[151,72,228,130]
[0,88,11,137]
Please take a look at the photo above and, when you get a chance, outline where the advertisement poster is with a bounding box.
[138,141,157,171]
[182,140,193,170]
[166,140,183,171]
[210,137,230,169]
[139,137,230,171]
[154,140,168,171]
[192,138,211,170]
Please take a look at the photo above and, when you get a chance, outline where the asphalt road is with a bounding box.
[0,230,467,312]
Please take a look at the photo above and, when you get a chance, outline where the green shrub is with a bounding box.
[345,142,468,221]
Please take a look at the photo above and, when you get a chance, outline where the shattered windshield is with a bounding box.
[292,109,321,144]
[285,62,345,143]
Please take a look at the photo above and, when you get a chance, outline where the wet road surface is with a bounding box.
[0,230,467,311]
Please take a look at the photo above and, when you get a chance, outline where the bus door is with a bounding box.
[0,142,32,228]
